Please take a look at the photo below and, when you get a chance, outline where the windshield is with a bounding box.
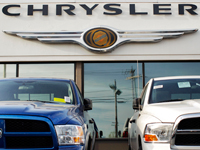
[0,79,74,104]
[149,78,200,104]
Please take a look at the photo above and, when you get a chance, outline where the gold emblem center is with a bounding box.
[93,31,108,46]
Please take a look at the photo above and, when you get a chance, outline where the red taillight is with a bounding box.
[122,131,128,137]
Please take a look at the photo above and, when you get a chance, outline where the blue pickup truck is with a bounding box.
[0,78,96,150]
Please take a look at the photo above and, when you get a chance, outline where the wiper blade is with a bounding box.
[24,100,56,103]
[158,99,185,103]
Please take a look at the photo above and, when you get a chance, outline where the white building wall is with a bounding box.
[0,1,200,61]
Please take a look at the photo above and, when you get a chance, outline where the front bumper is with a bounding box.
[143,143,200,150]
[143,143,170,150]
[0,145,84,150]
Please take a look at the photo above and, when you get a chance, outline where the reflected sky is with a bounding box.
[0,64,74,80]
[0,64,16,78]
[145,62,200,83]
[19,64,74,79]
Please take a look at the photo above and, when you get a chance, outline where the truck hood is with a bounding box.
[0,101,80,125]
[143,99,200,122]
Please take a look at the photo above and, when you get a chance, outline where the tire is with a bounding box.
[88,137,91,150]
[138,136,142,150]
[138,145,142,150]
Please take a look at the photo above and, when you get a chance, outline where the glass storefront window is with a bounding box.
[84,63,143,138]
[0,64,16,78]
[2,61,200,139]
[6,64,16,78]
[145,62,200,83]
[19,63,74,79]
[0,64,4,78]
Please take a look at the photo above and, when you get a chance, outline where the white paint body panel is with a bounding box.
[143,100,200,122]
[0,1,200,61]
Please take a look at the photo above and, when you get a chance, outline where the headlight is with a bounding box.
[144,123,173,143]
[55,125,85,145]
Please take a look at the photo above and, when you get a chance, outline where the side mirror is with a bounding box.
[84,98,92,110]
[132,98,141,110]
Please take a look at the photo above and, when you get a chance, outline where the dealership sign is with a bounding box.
[2,3,199,53]
[4,26,198,53]
[2,4,199,16]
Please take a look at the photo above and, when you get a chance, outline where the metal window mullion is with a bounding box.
[16,64,19,77]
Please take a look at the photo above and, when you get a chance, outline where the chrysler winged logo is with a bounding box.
[3,26,198,53]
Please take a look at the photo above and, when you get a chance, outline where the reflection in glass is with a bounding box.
[145,62,200,84]
[0,64,16,78]
[0,79,74,104]
[84,63,143,138]
[150,78,200,103]
[0,65,3,78]
[19,64,74,79]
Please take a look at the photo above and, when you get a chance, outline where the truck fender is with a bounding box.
[136,114,161,149]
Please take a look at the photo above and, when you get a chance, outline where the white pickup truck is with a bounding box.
[128,76,200,150]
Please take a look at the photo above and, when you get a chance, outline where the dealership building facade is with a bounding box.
[1,0,200,137]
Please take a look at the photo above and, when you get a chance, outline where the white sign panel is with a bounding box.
[0,2,200,61]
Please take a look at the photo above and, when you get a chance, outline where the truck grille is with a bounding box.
[171,114,200,147]
[177,118,200,130]
[6,136,53,148]
[175,134,200,146]
[3,119,54,149]
[5,119,50,132]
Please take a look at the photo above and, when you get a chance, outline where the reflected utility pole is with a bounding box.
[114,80,118,138]
[109,79,121,138]
[125,66,141,99]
